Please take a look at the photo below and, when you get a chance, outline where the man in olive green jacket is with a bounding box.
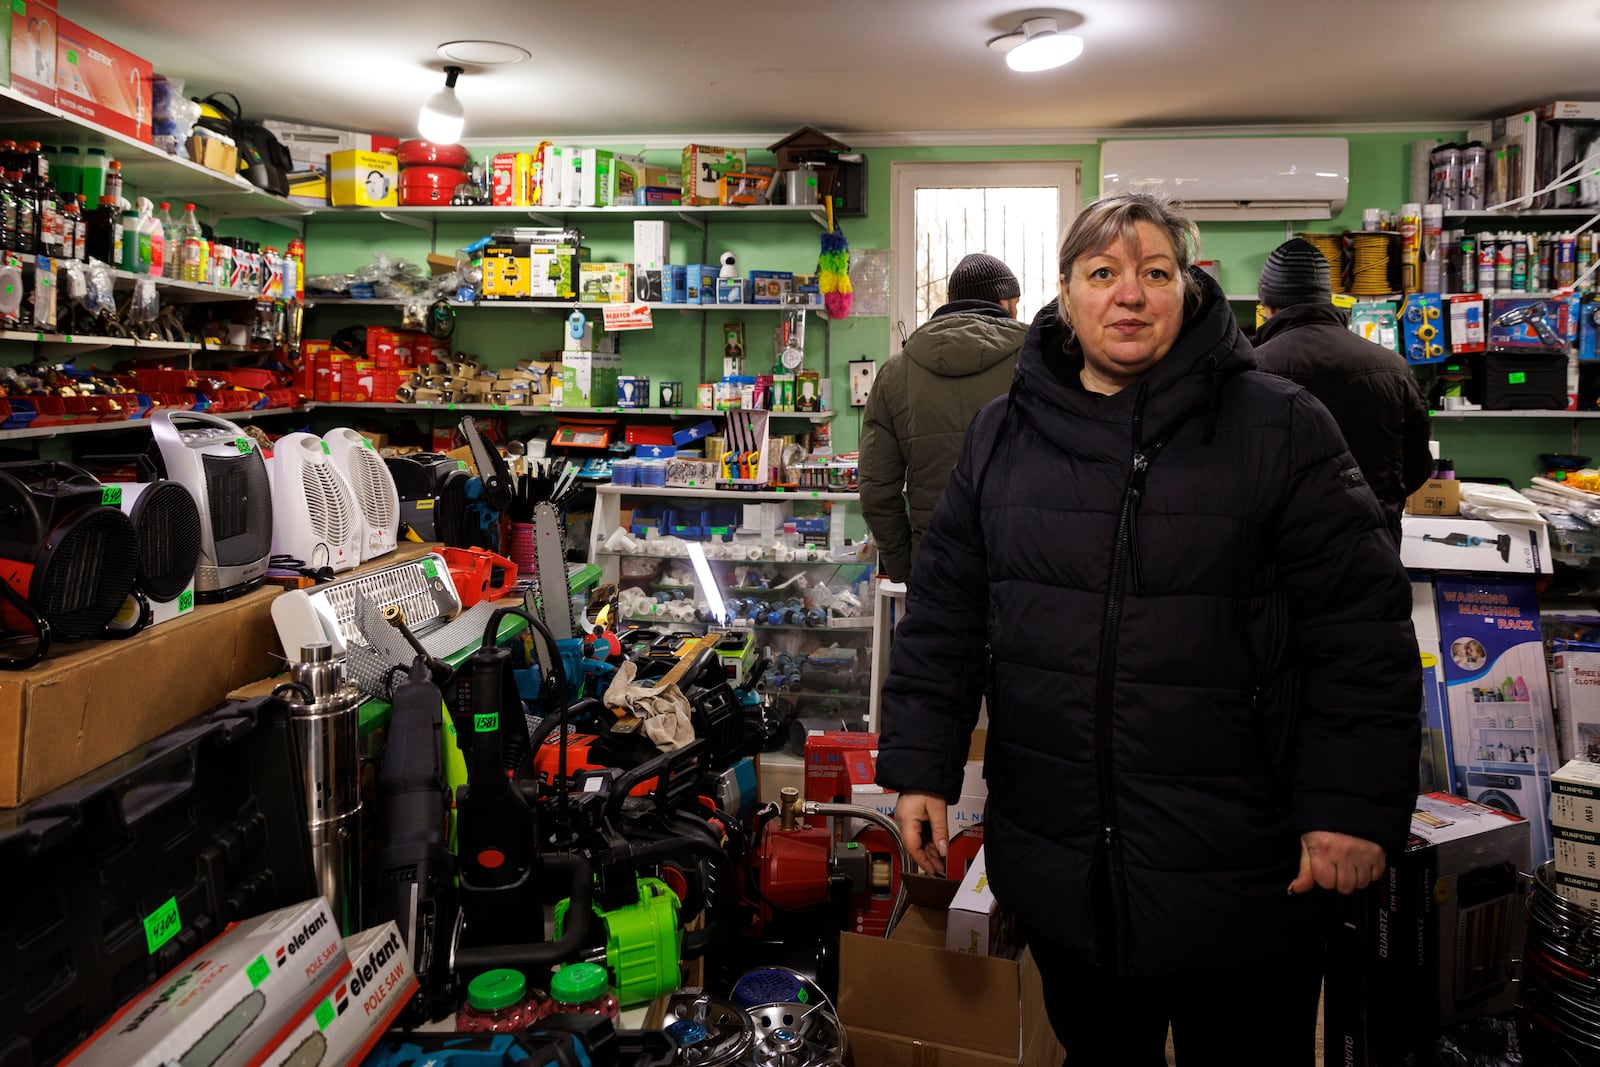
[859,253,1026,582]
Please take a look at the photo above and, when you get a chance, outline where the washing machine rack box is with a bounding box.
[0,585,282,806]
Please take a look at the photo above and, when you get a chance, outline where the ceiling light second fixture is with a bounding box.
[417,65,465,144]
[988,17,1084,73]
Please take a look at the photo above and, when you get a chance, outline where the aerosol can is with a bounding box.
[282,640,365,934]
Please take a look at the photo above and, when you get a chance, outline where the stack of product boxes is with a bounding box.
[299,329,438,404]
[1550,760,1600,910]
[558,310,620,407]
[60,897,414,1067]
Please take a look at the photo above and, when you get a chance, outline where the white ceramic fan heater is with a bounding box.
[322,427,399,562]
[267,432,364,574]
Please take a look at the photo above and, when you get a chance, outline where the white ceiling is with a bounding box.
[67,0,1600,144]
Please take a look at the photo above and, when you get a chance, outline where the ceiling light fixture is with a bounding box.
[988,17,1084,73]
[417,65,465,144]
[436,40,532,66]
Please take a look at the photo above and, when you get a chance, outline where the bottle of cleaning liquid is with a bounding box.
[179,202,203,283]
[120,204,139,271]
[157,201,179,278]
[134,196,161,275]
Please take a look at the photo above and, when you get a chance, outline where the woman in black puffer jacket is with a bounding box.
[875,193,1419,1066]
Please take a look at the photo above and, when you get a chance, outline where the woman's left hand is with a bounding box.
[1287,830,1386,895]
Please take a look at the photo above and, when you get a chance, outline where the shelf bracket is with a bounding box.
[526,212,562,227]
[673,212,707,234]
[810,210,830,229]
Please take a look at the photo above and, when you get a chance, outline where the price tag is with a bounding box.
[143,897,180,954]
[602,303,655,332]
[100,486,122,507]
[474,712,498,733]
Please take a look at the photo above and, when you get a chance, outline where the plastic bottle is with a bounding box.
[134,196,162,275]
[157,202,179,278]
[60,195,81,261]
[120,205,139,271]
[287,237,306,300]
[0,141,19,252]
[25,142,60,261]
[80,147,107,203]
[179,202,203,282]
[86,195,118,264]
[105,160,123,207]
[46,143,75,197]
[455,969,552,1033]
[547,963,620,1019]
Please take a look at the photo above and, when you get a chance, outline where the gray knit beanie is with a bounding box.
[948,253,1022,304]
[1259,238,1332,308]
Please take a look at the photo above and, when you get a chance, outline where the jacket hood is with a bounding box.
[903,308,1027,378]
[1010,267,1256,450]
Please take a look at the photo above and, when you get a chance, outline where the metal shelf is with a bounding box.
[303,203,823,231]
[4,252,269,304]
[1428,409,1600,419]
[0,86,310,218]
[0,405,301,441]
[597,484,857,502]
[621,614,872,633]
[1444,209,1600,219]
[597,548,873,568]
[303,297,824,315]
[0,329,256,355]
[311,401,834,421]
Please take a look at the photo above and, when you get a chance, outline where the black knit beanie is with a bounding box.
[948,253,1021,304]
[1258,238,1332,308]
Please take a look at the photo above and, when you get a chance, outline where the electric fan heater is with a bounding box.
[149,410,272,600]
[266,433,363,575]
[102,478,204,630]
[385,453,469,545]
[323,427,399,562]
[0,461,138,657]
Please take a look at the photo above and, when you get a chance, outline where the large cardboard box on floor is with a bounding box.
[0,586,282,806]
[840,877,1062,1066]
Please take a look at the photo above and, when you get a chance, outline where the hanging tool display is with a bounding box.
[460,415,514,551]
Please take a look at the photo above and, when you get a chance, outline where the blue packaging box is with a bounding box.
[1488,295,1578,350]
[1580,294,1600,361]
[749,270,794,304]
[665,265,688,304]
[673,420,718,446]
[635,443,678,459]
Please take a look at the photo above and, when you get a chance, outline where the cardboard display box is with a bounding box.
[1552,641,1600,764]
[1401,515,1551,574]
[839,876,1063,1066]
[261,922,414,1067]
[946,845,1012,958]
[55,18,152,142]
[10,0,54,105]
[1551,758,1600,831]
[1324,792,1529,1067]
[0,585,282,806]
[1405,478,1461,516]
[329,149,398,208]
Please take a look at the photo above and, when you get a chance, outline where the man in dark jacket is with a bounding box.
[859,253,1026,582]
[1253,237,1434,542]
[876,194,1419,1063]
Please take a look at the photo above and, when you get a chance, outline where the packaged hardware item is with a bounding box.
[260,922,416,1067]
[61,897,347,1067]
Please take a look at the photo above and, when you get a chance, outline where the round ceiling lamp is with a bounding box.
[988,17,1084,73]
[436,40,531,66]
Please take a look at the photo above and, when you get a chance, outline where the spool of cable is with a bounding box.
[1348,231,1399,296]
[1296,231,1346,294]
[1522,863,1600,1059]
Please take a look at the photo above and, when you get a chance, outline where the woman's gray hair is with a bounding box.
[1057,192,1202,314]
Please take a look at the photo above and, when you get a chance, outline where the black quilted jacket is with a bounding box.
[875,270,1420,976]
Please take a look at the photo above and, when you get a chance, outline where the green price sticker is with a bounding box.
[474,713,498,733]
[362,438,374,449]
[456,460,469,471]
[177,590,194,613]
[235,438,252,454]
[246,954,271,989]
[422,558,439,578]
[315,999,335,1031]
[1508,372,1528,384]
[101,486,123,507]
[12,2,25,17]
[321,441,330,454]
[143,897,181,954]
[66,48,78,66]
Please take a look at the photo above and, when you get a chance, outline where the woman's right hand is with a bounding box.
[894,791,950,876]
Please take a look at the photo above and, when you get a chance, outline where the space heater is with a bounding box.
[323,427,399,562]
[84,455,205,632]
[0,461,138,666]
[385,453,470,546]
[149,409,272,601]
[266,432,363,575]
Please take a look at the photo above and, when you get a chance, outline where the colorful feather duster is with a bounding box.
[819,201,852,319]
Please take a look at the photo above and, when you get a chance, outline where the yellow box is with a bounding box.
[482,243,531,299]
[329,149,399,207]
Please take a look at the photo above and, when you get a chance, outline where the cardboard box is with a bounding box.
[749,269,794,304]
[1555,869,1600,911]
[571,147,614,207]
[0,586,281,807]
[481,242,531,299]
[1488,295,1578,349]
[1400,515,1551,574]
[1552,758,1600,830]
[718,171,772,205]
[541,144,573,206]
[61,897,347,1067]
[578,261,632,303]
[681,144,745,205]
[559,350,621,406]
[946,845,1012,957]
[1552,641,1600,764]
[55,19,152,142]
[10,0,54,105]
[187,129,238,176]
[1413,579,1456,795]
[1539,100,1600,121]
[633,220,670,272]
[328,149,398,208]
[839,888,1063,1066]
[1434,574,1557,869]
[1556,822,1600,881]
[490,151,536,207]
[1325,793,1528,1067]
[1405,478,1461,516]
[260,923,415,1067]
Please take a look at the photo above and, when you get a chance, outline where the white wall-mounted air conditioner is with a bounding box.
[1099,137,1349,221]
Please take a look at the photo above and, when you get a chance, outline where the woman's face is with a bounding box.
[1060,219,1185,395]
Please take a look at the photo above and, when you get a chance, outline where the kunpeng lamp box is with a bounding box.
[1434,575,1557,869]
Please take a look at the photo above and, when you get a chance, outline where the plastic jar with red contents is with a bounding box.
[456,969,552,1033]
[547,963,620,1019]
